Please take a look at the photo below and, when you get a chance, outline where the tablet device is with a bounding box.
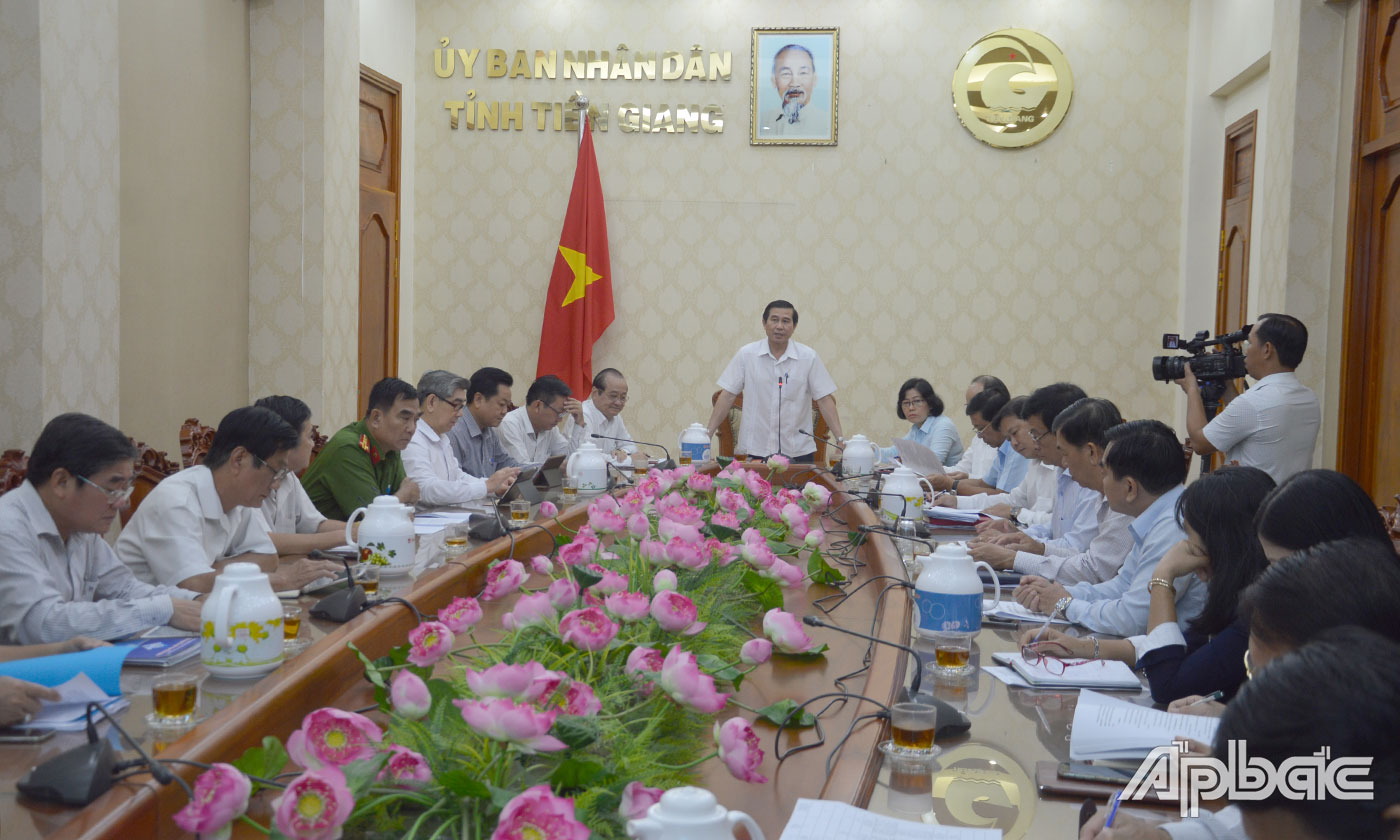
[534,454,567,489]
[496,465,541,504]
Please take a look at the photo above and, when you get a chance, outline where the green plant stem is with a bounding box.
[238,814,272,835]
[403,797,450,840]
[654,749,719,770]
[728,699,759,714]
[427,813,460,840]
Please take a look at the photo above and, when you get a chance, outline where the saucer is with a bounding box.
[145,712,207,732]
[283,637,312,657]
[203,659,282,679]
[879,738,943,769]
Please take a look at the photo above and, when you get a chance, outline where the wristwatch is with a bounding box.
[1053,595,1073,618]
[1010,505,1023,522]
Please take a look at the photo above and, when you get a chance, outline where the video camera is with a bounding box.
[1151,325,1250,384]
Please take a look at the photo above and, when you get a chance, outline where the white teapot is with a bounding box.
[565,441,609,491]
[879,465,935,523]
[914,541,1002,638]
[841,434,877,477]
[201,562,284,678]
[346,494,416,574]
[626,786,765,840]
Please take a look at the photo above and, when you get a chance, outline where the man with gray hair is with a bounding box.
[758,44,830,139]
[403,370,520,505]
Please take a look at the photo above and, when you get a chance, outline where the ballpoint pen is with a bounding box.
[1186,690,1224,707]
[1105,790,1122,827]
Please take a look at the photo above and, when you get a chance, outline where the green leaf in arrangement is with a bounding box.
[340,755,389,796]
[551,715,600,750]
[438,770,490,799]
[231,736,289,784]
[806,547,844,586]
[488,782,519,810]
[776,643,829,658]
[707,523,741,541]
[348,641,386,689]
[549,757,608,790]
[717,456,734,467]
[756,699,817,728]
[696,653,744,687]
[571,565,603,590]
[766,539,799,556]
[741,569,784,611]
[555,532,573,548]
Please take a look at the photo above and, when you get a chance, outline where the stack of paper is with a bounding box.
[893,439,947,477]
[921,505,981,524]
[780,798,1001,839]
[22,673,129,732]
[1070,689,1221,760]
[981,599,1073,626]
[413,509,484,535]
[1007,653,1141,689]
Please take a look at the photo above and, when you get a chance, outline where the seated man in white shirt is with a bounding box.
[1178,313,1321,484]
[971,397,1133,585]
[499,375,588,466]
[705,299,844,463]
[252,395,350,555]
[404,370,520,505]
[583,367,638,464]
[1014,420,1207,637]
[0,413,204,643]
[946,374,1009,481]
[932,395,1039,506]
[117,406,341,593]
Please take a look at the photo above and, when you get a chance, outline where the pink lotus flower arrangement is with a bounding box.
[173,461,844,839]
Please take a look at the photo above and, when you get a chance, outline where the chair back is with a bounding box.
[710,391,828,464]
[0,449,28,495]
[123,441,180,526]
[180,418,216,468]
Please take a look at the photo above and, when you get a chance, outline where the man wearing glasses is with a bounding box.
[301,378,422,521]
[404,369,520,505]
[499,375,588,466]
[0,414,205,642]
[118,406,341,593]
[582,368,636,464]
[447,367,520,479]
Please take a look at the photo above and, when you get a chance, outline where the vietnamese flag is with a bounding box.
[536,115,614,397]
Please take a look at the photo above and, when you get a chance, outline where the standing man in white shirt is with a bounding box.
[1178,313,1321,483]
[252,395,350,555]
[582,368,637,463]
[499,375,588,465]
[0,413,204,643]
[705,299,844,463]
[404,370,520,505]
[117,406,341,593]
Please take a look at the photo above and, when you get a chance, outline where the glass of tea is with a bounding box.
[357,564,380,596]
[509,499,530,527]
[443,525,470,559]
[932,631,973,676]
[889,701,939,754]
[151,673,199,723]
[630,452,648,480]
[282,605,303,641]
[561,476,579,504]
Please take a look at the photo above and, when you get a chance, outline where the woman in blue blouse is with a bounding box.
[1021,466,1275,704]
[879,378,963,467]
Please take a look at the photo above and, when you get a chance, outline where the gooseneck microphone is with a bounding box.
[802,614,922,694]
[799,429,845,451]
[590,433,676,470]
[857,523,938,555]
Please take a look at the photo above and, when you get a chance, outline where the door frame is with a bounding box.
[1216,110,1257,337]
[358,64,402,411]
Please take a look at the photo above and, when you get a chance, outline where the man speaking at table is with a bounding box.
[706,300,844,463]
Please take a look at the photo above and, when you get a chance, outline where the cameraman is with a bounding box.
[1176,314,1320,483]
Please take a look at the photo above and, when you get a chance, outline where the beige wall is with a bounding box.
[118,0,251,458]
[414,0,1193,450]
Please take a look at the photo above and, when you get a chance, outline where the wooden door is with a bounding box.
[1217,112,1255,338]
[358,66,401,410]
[1342,1,1400,502]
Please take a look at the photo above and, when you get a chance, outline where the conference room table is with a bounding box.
[0,465,1162,840]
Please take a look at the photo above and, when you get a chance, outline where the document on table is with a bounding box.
[1070,689,1221,760]
[0,643,134,696]
[780,798,1001,839]
[413,509,482,535]
[922,505,981,524]
[894,439,947,477]
[24,673,129,731]
[981,599,1072,625]
[1008,653,1141,689]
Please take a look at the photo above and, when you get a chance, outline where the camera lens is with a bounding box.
[1151,356,1184,382]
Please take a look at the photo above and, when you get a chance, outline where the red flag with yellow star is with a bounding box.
[537,116,614,397]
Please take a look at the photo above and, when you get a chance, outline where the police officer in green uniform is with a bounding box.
[301,378,423,521]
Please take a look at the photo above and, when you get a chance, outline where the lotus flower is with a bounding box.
[538,500,559,518]
[717,487,746,511]
[467,661,566,703]
[619,781,665,820]
[377,745,431,790]
[453,697,566,752]
[407,620,454,667]
[653,569,678,591]
[740,638,773,665]
[557,532,599,566]
[625,646,664,687]
[658,517,702,545]
[761,557,805,588]
[715,716,768,782]
[665,536,706,569]
[529,554,553,575]
[389,670,431,719]
[763,608,816,653]
[640,538,671,567]
[686,473,714,493]
[173,763,251,838]
[481,559,527,601]
[547,577,580,609]
[650,590,705,635]
[274,766,354,840]
[287,708,383,769]
[802,481,832,509]
[588,565,630,596]
[502,592,557,631]
[661,501,704,527]
[657,645,729,713]
[604,590,652,622]
[626,512,651,538]
[710,510,741,531]
[587,501,626,534]
[558,607,620,651]
[805,528,825,547]
[561,680,601,716]
[761,496,785,524]
[490,784,589,840]
[438,596,483,633]
[743,470,772,497]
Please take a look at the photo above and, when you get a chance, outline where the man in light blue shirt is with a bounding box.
[1014,419,1206,636]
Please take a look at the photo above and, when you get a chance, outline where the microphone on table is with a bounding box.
[590,433,675,470]
[858,523,938,556]
[802,614,922,695]
[17,702,176,806]
[799,429,844,476]
[310,554,367,622]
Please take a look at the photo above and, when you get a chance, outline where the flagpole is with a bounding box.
[575,94,588,147]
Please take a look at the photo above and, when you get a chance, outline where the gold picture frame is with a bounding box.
[750,27,838,146]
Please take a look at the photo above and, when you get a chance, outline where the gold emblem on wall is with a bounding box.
[951,29,1072,149]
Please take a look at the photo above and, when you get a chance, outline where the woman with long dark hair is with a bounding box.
[1022,466,1275,703]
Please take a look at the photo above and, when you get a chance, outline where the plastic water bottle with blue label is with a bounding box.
[678,423,711,465]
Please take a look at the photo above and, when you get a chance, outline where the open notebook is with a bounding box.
[1007,652,1142,689]
[1071,689,1221,760]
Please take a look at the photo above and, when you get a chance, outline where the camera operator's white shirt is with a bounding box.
[1202,372,1320,483]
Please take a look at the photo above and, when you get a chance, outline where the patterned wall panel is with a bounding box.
[322,0,361,425]
[411,0,1192,449]
[38,1,121,430]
